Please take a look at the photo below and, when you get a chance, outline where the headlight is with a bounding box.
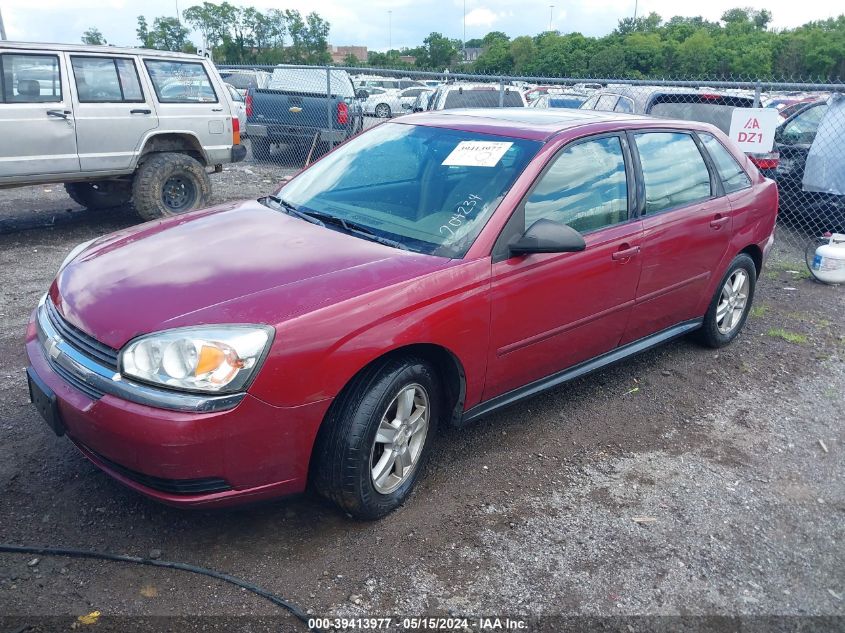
[58,238,97,273]
[121,325,274,394]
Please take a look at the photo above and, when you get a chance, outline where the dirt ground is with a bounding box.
[0,150,843,632]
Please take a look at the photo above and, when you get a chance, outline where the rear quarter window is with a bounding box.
[144,59,218,103]
[699,132,751,194]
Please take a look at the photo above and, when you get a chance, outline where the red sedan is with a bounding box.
[26,109,778,519]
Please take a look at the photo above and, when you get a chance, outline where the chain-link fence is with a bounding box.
[218,63,844,260]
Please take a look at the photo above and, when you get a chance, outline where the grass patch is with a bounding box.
[766,328,808,345]
[749,304,769,318]
[764,260,813,281]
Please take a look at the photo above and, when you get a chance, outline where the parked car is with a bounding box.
[425,83,527,110]
[581,87,756,133]
[225,83,247,133]
[772,98,844,228]
[245,66,364,160]
[27,109,777,519]
[218,69,271,96]
[0,41,246,219]
[355,76,424,90]
[361,86,432,118]
[531,92,589,109]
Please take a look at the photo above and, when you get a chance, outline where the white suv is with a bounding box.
[0,42,246,220]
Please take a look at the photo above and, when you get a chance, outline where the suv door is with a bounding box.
[0,50,79,179]
[142,58,231,166]
[485,134,643,400]
[621,130,732,344]
[68,54,159,172]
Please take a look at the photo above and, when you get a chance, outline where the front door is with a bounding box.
[0,50,79,179]
[485,134,643,400]
[67,54,159,172]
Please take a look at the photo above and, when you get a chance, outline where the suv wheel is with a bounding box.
[313,356,440,520]
[251,138,273,161]
[132,153,211,221]
[696,253,757,348]
[64,181,131,210]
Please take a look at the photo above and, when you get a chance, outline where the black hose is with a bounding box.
[0,543,319,632]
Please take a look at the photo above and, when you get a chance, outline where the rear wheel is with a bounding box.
[131,153,210,221]
[64,181,131,210]
[251,138,273,161]
[375,103,391,119]
[312,356,440,520]
[696,254,756,348]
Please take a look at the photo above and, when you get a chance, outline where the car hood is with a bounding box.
[52,200,452,349]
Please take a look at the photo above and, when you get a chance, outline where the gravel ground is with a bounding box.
[0,152,843,632]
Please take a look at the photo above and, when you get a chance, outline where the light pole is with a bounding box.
[0,8,7,41]
[548,5,554,32]
[634,0,638,20]
[388,10,392,52]
[462,0,466,61]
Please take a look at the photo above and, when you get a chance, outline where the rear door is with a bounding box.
[0,49,79,178]
[68,54,159,172]
[485,133,643,400]
[621,130,732,344]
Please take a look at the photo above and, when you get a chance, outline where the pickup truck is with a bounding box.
[0,41,246,220]
[245,67,364,160]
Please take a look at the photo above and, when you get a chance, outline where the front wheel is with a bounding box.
[312,356,440,520]
[374,103,391,119]
[131,153,211,221]
[696,254,756,348]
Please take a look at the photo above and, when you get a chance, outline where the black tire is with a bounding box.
[375,103,391,119]
[312,356,441,520]
[64,181,131,210]
[251,138,273,161]
[131,153,210,221]
[696,253,757,348]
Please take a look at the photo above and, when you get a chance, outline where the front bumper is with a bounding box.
[25,304,332,508]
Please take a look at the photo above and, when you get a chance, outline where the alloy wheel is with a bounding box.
[716,269,750,335]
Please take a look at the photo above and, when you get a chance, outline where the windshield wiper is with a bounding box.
[262,195,326,227]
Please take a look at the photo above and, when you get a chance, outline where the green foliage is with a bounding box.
[415,32,459,69]
[81,27,106,46]
[136,17,191,52]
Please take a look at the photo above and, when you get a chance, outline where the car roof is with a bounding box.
[0,40,205,59]
[396,108,694,141]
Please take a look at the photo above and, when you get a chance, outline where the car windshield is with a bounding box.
[276,123,541,258]
[221,73,257,89]
[649,96,755,133]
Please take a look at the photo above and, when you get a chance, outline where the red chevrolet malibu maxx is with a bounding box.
[26,109,777,519]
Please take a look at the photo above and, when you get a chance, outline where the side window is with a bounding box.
[580,94,599,110]
[524,136,629,234]
[1,53,62,103]
[71,57,144,103]
[615,96,634,113]
[780,104,828,145]
[595,94,618,111]
[699,132,751,194]
[635,132,712,214]
[144,60,218,103]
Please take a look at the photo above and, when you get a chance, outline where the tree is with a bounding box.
[415,32,458,69]
[343,53,360,66]
[81,27,106,45]
[136,17,154,48]
[137,15,191,52]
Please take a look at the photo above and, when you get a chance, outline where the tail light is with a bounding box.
[337,101,349,125]
[749,152,779,170]
[245,91,253,117]
[232,117,241,145]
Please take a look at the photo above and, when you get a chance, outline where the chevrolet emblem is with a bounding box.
[289,106,302,113]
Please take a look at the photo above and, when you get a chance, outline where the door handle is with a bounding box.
[130,108,151,114]
[46,110,71,119]
[612,246,640,261]
[211,107,223,112]
[710,216,730,229]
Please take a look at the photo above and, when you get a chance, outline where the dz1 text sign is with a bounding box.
[728,108,779,153]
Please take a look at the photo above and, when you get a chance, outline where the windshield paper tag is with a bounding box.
[442,141,513,168]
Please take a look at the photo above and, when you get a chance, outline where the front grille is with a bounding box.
[46,300,119,371]
[52,362,105,400]
[87,447,232,495]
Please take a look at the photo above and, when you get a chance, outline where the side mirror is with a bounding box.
[509,219,586,256]
[356,89,369,100]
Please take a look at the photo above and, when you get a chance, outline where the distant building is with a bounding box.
[330,45,368,64]
[399,55,417,65]
[461,47,486,63]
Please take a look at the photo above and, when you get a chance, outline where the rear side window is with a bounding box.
[1,53,62,103]
[615,96,634,113]
[525,136,629,233]
[71,57,144,103]
[595,94,618,111]
[779,104,828,145]
[635,132,712,214]
[144,60,218,103]
[699,133,751,194]
[443,89,523,109]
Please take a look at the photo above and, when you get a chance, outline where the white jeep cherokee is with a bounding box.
[0,42,246,220]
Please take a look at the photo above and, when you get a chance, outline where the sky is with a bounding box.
[0,0,839,52]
